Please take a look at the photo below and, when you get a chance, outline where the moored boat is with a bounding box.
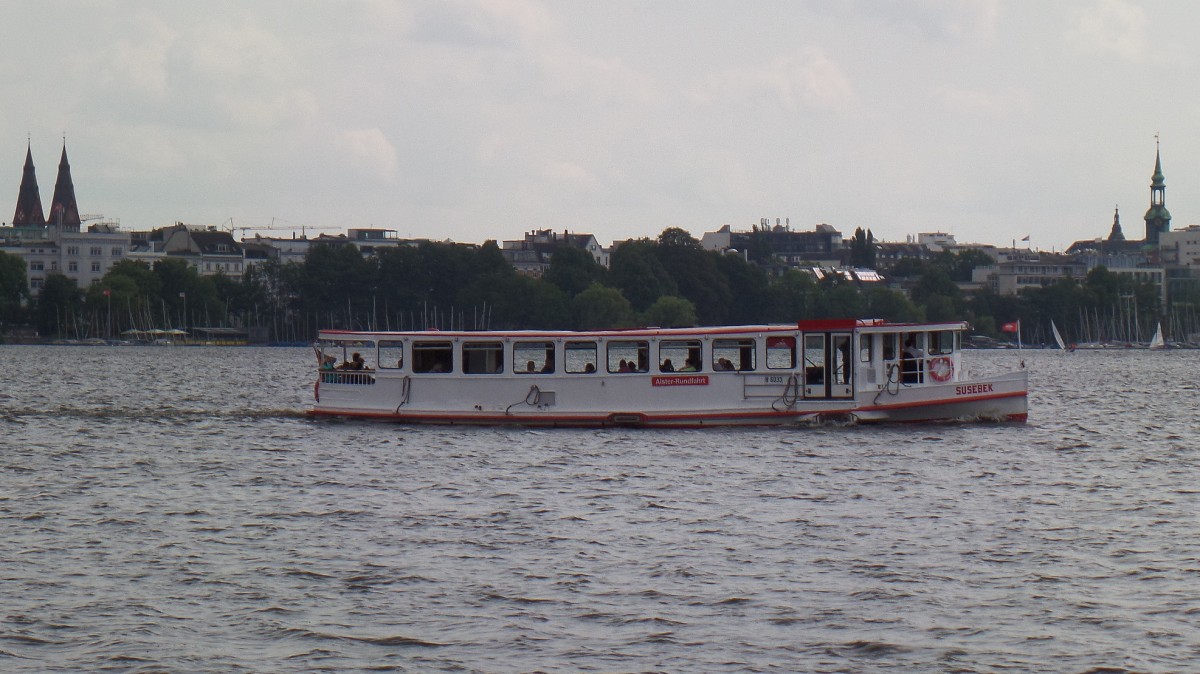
[308,319,1028,427]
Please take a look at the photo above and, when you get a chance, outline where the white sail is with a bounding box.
[1051,320,1066,350]
[1149,322,1165,349]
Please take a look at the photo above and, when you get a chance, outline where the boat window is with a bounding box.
[607,340,649,373]
[928,330,954,355]
[859,334,874,363]
[412,341,453,373]
[515,341,555,374]
[462,341,504,374]
[659,339,701,372]
[882,333,898,362]
[901,332,925,384]
[316,339,374,370]
[378,340,404,369]
[832,334,852,384]
[713,338,755,371]
[565,341,598,373]
[766,336,795,369]
[803,334,826,384]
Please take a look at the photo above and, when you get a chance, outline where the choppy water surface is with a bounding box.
[1,345,1198,672]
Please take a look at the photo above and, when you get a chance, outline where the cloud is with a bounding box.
[335,128,399,181]
[1066,0,1147,60]
[935,86,1032,115]
[848,0,1000,42]
[407,0,553,47]
[690,48,855,112]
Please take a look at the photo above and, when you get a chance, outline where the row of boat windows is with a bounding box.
[322,338,773,375]
[319,331,957,376]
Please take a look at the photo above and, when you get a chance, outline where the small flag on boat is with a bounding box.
[1001,320,1021,333]
[1021,235,1031,242]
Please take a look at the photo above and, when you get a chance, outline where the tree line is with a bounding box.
[0,226,1182,344]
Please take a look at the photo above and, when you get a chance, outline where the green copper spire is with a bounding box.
[1144,135,1170,244]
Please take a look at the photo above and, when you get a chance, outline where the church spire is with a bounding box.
[1107,205,1125,242]
[11,141,46,226]
[47,140,81,231]
[1144,135,1170,244]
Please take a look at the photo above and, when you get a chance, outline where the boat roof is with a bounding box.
[318,319,970,341]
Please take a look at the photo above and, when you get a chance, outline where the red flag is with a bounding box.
[1001,321,1020,333]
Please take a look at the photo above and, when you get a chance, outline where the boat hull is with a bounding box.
[308,370,1028,428]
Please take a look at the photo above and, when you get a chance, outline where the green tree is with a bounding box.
[641,295,697,327]
[572,283,635,329]
[0,250,29,328]
[34,273,81,338]
[848,227,876,268]
[609,239,676,312]
[766,269,819,321]
[862,287,922,322]
[654,228,732,325]
[716,252,771,324]
[544,246,606,298]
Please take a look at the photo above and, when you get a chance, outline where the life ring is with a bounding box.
[929,356,953,382]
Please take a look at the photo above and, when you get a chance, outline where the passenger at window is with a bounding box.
[902,338,923,384]
[661,358,675,372]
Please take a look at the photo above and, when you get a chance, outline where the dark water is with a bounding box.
[1,345,1198,673]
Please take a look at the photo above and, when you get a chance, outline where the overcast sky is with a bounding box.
[2,1,1196,251]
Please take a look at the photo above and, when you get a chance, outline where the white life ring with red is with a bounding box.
[929,356,953,382]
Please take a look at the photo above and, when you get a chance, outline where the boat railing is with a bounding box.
[319,370,376,386]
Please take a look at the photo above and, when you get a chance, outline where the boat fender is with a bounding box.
[929,357,953,382]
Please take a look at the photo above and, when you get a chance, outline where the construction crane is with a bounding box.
[227,218,340,238]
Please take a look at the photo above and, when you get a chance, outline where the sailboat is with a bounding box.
[1051,320,1067,350]
[1149,322,1166,349]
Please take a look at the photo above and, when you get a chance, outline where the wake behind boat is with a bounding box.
[307,319,1027,427]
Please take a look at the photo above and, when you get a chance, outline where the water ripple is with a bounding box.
[0,347,1198,671]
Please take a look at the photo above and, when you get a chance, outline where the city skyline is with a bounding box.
[3,2,1198,251]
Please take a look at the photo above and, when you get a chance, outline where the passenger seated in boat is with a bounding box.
[541,353,555,373]
[660,358,675,372]
[584,362,596,373]
[320,355,336,370]
[618,359,632,373]
[526,360,536,373]
[678,355,699,372]
[714,357,733,371]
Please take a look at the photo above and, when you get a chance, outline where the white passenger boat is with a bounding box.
[309,319,1028,427]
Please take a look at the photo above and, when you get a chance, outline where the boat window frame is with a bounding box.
[412,340,454,374]
[316,338,375,370]
[713,337,756,372]
[928,330,954,355]
[765,336,796,370]
[607,339,649,373]
[462,341,505,374]
[659,339,702,372]
[565,340,598,374]
[858,333,874,363]
[802,333,826,385]
[378,339,404,370]
[514,340,555,374]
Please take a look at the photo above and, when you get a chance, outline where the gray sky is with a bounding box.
[2,1,1194,251]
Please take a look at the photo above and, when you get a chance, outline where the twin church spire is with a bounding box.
[11,140,81,231]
